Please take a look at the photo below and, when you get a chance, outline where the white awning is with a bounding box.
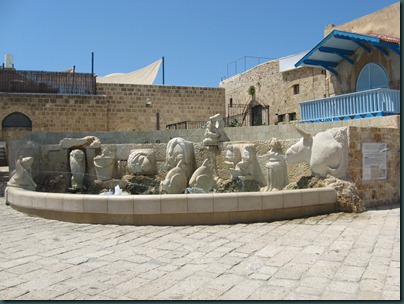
[96,59,162,85]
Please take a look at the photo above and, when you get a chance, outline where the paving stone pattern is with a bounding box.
[0,198,399,300]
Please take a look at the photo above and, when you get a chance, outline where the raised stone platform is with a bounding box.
[5,186,336,225]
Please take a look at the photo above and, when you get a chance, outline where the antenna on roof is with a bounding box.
[91,52,94,75]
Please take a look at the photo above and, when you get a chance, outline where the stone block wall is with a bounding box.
[96,83,225,131]
[347,125,400,207]
[0,93,108,135]
[0,83,225,142]
[219,59,326,124]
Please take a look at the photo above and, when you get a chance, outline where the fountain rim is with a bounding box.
[5,186,337,226]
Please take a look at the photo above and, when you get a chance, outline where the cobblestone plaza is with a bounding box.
[0,198,399,300]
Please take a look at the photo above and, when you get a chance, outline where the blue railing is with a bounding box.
[299,88,400,123]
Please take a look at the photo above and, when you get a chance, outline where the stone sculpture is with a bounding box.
[159,160,187,194]
[203,113,230,146]
[69,149,86,190]
[224,145,242,172]
[94,152,115,181]
[229,145,255,180]
[117,159,127,178]
[265,138,288,191]
[187,159,216,193]
[127,149,157,176]
[60,136,101,149]
[285,124,343,177]
[166,137,195,180]
[8,156,37,191]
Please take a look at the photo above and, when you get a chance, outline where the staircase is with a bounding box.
[0,144,8,166]
[0,143,9,197]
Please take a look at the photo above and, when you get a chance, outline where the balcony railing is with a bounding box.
[299,88,400,123]
[0,69,96,95]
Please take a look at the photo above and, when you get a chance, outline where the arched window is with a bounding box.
[2,112,32,129]
[356,62,389,92]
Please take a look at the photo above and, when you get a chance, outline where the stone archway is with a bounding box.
[1,112,32,143]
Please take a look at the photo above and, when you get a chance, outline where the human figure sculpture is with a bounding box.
[235,145,254,178]
[203,113,230,146]
[70,149,86,190]
[265,138,288,191]
[187,159,216,193]
[224,145,241,170]
[159,160,187,194]
[165,137,195,180]
[228,145,255,181]
[127,149,157,176]
[8,156,37,191]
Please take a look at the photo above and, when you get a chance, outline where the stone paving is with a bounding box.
[0,197,400,300]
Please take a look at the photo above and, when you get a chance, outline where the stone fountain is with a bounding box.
[5,114,364,225]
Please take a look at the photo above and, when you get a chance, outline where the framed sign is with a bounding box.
[362,143,387,180]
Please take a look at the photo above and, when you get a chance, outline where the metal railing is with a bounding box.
[222,56,274,81]
[299,88,400,122]
[166,120,207,130]
[0,69,96,95]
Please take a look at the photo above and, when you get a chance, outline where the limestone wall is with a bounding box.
[347,126,400,208]
[219,59,326,124]
[96,83,225,131]
[0,83,225,140]
[324,2,400,38]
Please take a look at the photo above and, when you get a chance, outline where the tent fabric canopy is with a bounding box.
[96,59,162,84]
[294,30,400,76]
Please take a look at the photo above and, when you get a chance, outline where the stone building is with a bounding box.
[0,83,225,143]
[220,2,400,125]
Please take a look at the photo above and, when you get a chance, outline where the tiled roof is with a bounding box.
[367,33,400,44]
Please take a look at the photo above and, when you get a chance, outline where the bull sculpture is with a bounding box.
[285,124,343,178]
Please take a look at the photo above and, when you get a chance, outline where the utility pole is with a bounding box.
[162,56,165,85]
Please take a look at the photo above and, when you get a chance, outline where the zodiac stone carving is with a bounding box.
[94,152,115,181]
[224,145,242,171]
[60,136,101,149]
[203,113,230,146]
[159,160,187,194]
[70,149,86,190]
[127,149,157,176]
[265,138,288,191]
[8,156,37,191]
[166,137,195,180]
[285,124,343,177]
[187,159,216,193]
[229,145,255,180]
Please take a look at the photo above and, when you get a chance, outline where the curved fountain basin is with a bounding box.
[5,186,336,226]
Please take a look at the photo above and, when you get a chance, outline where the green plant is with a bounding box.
[228,118,241,127]
[248,85,256,96]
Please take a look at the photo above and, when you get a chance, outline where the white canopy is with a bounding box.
[96,59,162,85]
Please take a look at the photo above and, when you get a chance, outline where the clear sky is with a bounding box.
[1,0,399,87]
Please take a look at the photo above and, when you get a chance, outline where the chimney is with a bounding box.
[4,54,14,68]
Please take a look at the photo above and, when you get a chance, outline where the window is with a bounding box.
[229,98,233,107]
[2,112,32,129]
[277,114,285,123]
[356,62,389,92]
[288,112,296,121]
[293,84,300,95]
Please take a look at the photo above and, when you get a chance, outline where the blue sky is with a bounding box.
[1,0,399,87]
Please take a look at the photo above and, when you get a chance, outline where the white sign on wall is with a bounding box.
[362,143,387,181]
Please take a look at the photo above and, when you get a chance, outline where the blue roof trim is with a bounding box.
[294,30,400,72]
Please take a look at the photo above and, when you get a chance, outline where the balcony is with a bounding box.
[299,88,400,123]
